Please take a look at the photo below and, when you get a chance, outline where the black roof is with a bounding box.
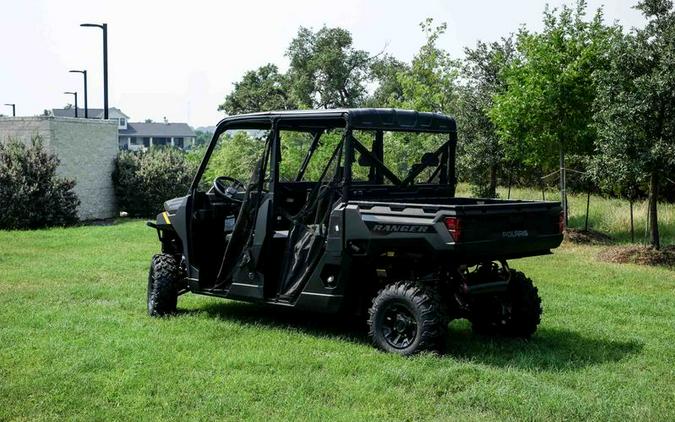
[217,109,456,133]
[119,122,195,138]
[51,107,128,119]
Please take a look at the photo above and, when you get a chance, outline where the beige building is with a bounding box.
[51,107,196,151]
[0,116,118,220]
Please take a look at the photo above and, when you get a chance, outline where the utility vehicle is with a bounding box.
[147,109,563,355]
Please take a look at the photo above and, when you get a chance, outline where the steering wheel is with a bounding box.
[212,176,246,203]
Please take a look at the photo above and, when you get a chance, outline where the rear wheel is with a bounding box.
[368,281,448,355]
[470,270,542,338]
[147,254,180,316]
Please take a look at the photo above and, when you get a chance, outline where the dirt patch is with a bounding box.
[598,245,675,268]
[564,228,613,245]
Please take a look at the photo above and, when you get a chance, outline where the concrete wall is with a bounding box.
[0,116,118,220]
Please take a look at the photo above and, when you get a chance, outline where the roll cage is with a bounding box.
[190,109,459,200]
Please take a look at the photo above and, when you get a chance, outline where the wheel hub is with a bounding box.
[381,304,418,349]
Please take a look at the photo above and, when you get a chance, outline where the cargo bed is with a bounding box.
[346,198,564,263]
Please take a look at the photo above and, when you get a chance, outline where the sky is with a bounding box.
[0,0,646,127]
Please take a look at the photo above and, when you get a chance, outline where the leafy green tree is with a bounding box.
[219,64,296,115]
[591,0,675,249]
[286,26,371,108]
[194,129,213,147]
[491,1,615,222]
[204,132,267,183]
[366,55,409,107]
[396,19,459,113]
[457,37,515,197]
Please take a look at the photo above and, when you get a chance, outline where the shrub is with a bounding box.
[113,148,195,217]
[0,137,79,229]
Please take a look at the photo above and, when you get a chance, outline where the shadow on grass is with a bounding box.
[181,301,643,371]
[446,324,643,371]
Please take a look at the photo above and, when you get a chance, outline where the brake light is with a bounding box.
[444,216,462,242]
[558,211,565,233]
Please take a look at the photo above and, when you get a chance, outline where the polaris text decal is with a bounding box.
[502,230,529,238]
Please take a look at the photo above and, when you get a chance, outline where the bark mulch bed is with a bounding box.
[564,228,614,245]
[598,244,675,269]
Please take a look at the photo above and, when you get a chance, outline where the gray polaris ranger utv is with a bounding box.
[147,109,563,355]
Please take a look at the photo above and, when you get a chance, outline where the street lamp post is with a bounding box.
[69,70,88,118]
[64,92,78,117]
[80,23,108,119]
[4,104,15,117]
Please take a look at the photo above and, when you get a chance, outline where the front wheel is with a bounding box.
[470,270,542,338]
[368,281,448,356]
[147,254,180,316]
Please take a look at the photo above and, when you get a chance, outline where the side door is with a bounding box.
[224,125,279,300]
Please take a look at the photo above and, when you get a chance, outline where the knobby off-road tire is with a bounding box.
[147,254,180,317]
[368,281,449,356]
[470,270,542,338]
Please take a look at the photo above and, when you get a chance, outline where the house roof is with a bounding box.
[119,122,195,138]
[51,107,129,119]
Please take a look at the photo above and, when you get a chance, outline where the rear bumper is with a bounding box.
[449,233,563,262]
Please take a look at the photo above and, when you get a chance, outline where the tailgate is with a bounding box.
[445,201,563,259]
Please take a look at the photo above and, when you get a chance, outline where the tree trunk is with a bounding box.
[629,199,634,243]
[584,190,590,232]
[488,164,497,198]
[541,168,546,200]
[648,170,660,249]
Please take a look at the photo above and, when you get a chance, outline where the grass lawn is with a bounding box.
[1,220,674,420]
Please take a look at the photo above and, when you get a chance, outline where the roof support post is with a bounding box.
[270,119,279,193]
[295,130,322,182]
[343,128,353,202]
[370,130,384,184]
[447,131,457,197]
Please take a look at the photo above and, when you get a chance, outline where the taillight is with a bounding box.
[444,216,462,242]
[558,211,565,233]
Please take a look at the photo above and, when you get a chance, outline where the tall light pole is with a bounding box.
[80,23,108,119]
[69,70,87,118]
[4,104,15,117]
[64,92,78,117]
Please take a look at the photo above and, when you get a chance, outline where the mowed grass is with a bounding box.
[1,220,674,421]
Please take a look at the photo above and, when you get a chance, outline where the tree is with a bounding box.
[591,0,675,249]
[219,64,295,115]
[396,19,459,113]
[457,37,515,197]
[366,55,409,107]
[204,132,266,183]
[491,1,615,224]
[194,129,212,147]
[286,26,371,108]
